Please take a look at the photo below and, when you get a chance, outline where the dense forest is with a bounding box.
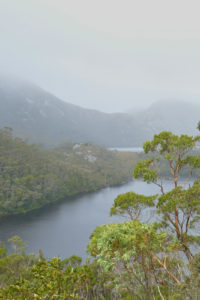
[0,235,198,300]
[1,124,197,218]
[0,127,139,216]
[0,128,200,299]
[1,0,200,298]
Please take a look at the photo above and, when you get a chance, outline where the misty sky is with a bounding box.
[1,0,200,112]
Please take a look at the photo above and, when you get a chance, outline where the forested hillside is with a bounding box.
[0,127,138,216]
[1,127,200,299]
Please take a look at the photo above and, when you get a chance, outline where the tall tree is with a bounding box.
[110,130,200,262]
[88,127,200,298]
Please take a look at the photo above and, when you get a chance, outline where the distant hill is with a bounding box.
[0,77,145,147]
[0,76,199,147]
[130,100,200,138]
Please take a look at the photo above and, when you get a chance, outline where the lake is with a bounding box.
[0,180,174,260]
[108,147,143,152]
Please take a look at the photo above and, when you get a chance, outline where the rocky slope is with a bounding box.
[0,77,144,147]
[1,76,199,147]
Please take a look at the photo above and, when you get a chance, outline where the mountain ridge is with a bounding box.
[0,77,144,147]
[129,99,200,137]
[1,77,200,147]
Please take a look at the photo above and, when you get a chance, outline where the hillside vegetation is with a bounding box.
[0,127,138,216]
[0,128,200,299]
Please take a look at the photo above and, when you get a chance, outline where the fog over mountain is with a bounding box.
[0,77,143,147]
[1,1,200,112]
[130,100,200,137]
[0,77,200,147]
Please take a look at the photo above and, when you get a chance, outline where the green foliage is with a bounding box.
[133,129,200,261]
[85,126,200,298]
[174,253,200,299]
[1,127,200,299]
[87,220,183,298]
[0,236,38,287]
[143,132,199,155]
[139,132,200,180]
[88,220,167,266]
[133,158,159,183]
[0,255,117,299]
[110,192,157,219]
[0,127,138,216]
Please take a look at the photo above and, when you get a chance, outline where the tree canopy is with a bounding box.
[0,127,138,216]
[87,127,200,298]
[1,127,200,299]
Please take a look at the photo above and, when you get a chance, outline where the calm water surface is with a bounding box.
[108,147,143,152]
[0,180,173,260]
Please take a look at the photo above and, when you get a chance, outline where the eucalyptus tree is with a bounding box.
[88,127,200,298]
[110,131,200,261]
[88,219,182,299]
[132,131,200,261]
